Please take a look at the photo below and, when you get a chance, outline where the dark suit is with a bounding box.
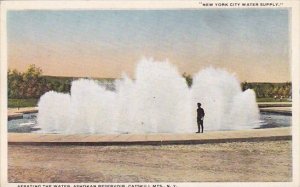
[197,107,205,133]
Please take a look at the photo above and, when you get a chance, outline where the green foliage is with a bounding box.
[182,72,193,87]
[8,99,38,108]
[241,82,292,99]
[8,64,71,101]
[8,64,112,102]
[8,64,50,99]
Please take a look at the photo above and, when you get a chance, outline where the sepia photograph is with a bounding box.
[1,1,299,186]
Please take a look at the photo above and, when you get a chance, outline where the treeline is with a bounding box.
[182,73,292,99]
[8,65,292,100]
[242,82,292,99]
[8,64,71,99]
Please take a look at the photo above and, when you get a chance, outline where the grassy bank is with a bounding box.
[8,99,38,108]
[256,98,291,102]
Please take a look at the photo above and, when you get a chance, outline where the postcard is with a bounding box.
[1,1,299,187]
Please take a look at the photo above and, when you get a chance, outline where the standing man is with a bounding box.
[197,103,205,133]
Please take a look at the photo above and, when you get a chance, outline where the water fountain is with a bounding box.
[37,58,260,134]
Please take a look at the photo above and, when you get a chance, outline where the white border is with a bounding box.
[1,1,299,187]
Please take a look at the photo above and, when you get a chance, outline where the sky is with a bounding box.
[8,9,290,82]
